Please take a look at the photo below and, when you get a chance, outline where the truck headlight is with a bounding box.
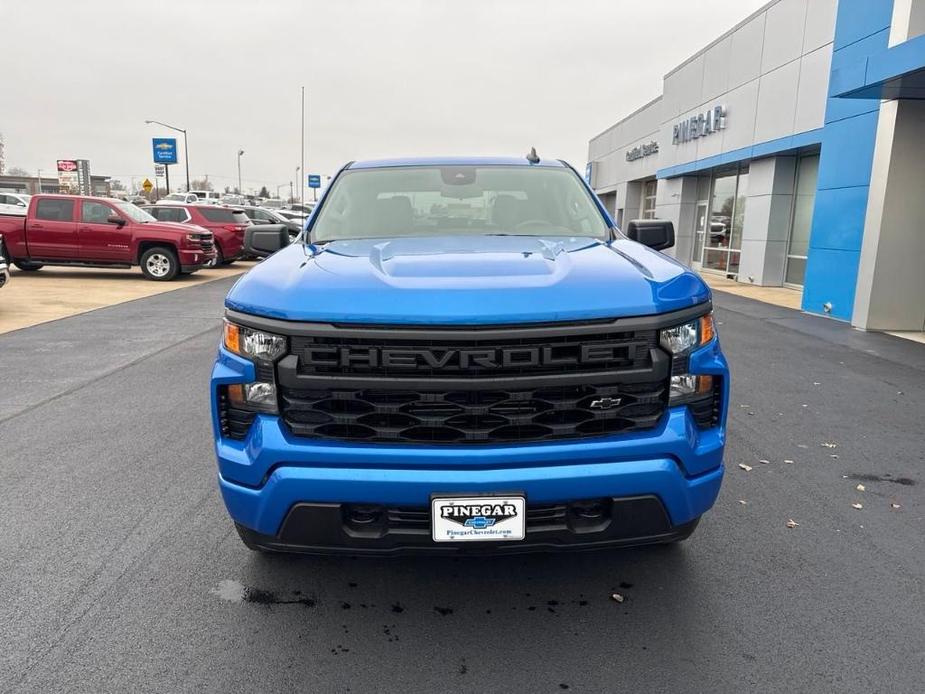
[222,320,287,416]
[223,320,287,361]
[659,314,714,356]
[660,313,716,406]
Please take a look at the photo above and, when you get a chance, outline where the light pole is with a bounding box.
[144,119,190,192]
[276,183,286,199]
[295,166,300,203]
[236,149,245,194]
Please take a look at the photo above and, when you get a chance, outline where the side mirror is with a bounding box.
[244,224,290,257]
[625,219,674,251]
[107,215,127,226]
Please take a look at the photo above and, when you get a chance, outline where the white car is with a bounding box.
[190,190,222,204]
[0,192,31,216]
[156,192,199,205]
[260,199,286,210]
[221,194,246,207]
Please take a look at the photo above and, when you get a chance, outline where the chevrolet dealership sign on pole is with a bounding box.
[152,138,177,192]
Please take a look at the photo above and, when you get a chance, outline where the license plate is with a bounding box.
[431,495,526,542]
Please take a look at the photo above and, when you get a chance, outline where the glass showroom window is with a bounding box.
[702,165,748,277]
[641,180,657,219]
[785,154,819,287]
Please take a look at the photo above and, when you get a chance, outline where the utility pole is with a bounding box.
[289,181,294,203]
[300,86,305,209]
[237,150,244,194]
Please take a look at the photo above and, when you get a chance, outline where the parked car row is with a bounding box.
[0,193,300,281]
[0,194,217,281]
[143,203,250,265]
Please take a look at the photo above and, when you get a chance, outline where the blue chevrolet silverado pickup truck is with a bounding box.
[211,155,729,555]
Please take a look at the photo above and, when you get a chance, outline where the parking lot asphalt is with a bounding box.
[0,279,922,693]
[0,263,253,335]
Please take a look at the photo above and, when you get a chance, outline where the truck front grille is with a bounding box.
[266,317,675,445]
[280,380,666,443]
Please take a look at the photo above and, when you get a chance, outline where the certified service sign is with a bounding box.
[431,496,526,542]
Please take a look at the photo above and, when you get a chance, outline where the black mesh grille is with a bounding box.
[280,380,666,443]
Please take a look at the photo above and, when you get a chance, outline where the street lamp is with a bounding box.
[295,166,300,203]
[144,119,190,192]
[237,149,245,194]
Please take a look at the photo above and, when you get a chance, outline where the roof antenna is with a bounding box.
[525,147,540,164]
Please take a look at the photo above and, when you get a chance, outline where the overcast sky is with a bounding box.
[2,0,766,194]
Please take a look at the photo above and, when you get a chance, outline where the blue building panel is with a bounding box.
[801,0,894,320]
[832,0,894,50]
[809,186,870,252]
[802,248,861,321]
[815,110,880,190]
[826,29,891,123]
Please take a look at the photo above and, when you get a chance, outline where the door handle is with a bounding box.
[79,226,92,231]
[31,223,44,229]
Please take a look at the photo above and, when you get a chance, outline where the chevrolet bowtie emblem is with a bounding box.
[589,397,621,410]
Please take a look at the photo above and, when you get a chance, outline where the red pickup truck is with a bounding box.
[0,194,216,280]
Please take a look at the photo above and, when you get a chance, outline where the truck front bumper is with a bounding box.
[213,341,728,555]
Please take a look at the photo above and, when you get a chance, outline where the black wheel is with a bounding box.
[235,522,270,553]
[222,258,236,266]
[139,246,179,281]
[14,261,43,271]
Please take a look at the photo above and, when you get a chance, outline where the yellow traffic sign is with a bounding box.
[142,178,154,193]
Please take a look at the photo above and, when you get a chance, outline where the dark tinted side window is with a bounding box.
[198,208,237,223]
[34,199,75,221]
[148,207,185,223]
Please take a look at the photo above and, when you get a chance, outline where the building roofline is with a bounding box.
[664,0,781,79]
[589,95,663,142]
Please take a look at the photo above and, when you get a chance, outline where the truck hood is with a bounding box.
[225,235,710,324]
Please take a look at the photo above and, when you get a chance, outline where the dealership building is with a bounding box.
[588,0,925,332]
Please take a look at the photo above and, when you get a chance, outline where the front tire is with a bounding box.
[139,247,179,281]
[208,244,224,267]
[14,261,43,271]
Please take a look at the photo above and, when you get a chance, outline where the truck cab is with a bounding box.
[0,194,216,280]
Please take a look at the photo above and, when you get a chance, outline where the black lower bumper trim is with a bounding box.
[236,496,699,556]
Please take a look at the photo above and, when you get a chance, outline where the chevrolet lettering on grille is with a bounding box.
[301,342,647,371]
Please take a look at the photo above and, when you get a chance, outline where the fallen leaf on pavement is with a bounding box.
[821,442,837,448]
[784,459,794,464]
[759,459,770,465]
[856,484,865,492]
[830,454,839,459]
[851,503,863,510]
[891,503,901,509]
[813,382,821,386]
[610,593,625,603]
[786,519,799,529]
[738,464,753,472]
[738,500,747,505]
[797,444,808,449]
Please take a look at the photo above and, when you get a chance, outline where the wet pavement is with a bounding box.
[1,277,923,693]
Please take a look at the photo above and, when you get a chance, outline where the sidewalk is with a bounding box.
[700,273,803,311]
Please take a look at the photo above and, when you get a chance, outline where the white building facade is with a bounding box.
[588,0,925,332]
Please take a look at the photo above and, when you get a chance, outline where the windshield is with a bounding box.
[113,201,156,222]
[310,165,609,242]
